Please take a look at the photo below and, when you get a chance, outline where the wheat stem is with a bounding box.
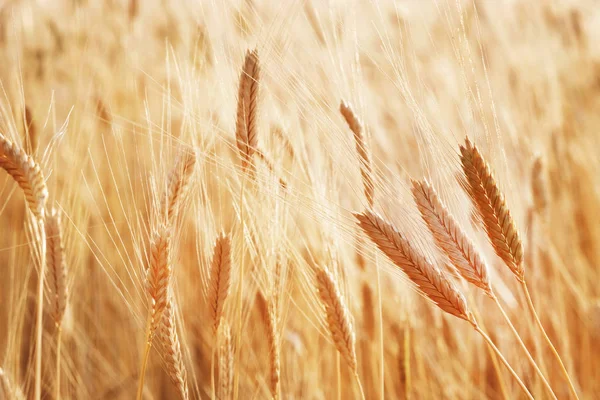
[136,318,153,400]
[474,325,534,400]
[55,327,62,400]
[521,281,579,399]
[491,293,557,399]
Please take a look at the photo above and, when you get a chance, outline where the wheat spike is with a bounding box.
[411,179,492,296]
[208,233,232,334]
[257,291,281,399]
[356,210,474,323]
[315,266,358,371]
[158,296,189,400]
[235,49,260,171]
[340,100,374,207]
[459,137,524,280]
[0,132,48,219]
[165,148,196,223]
[45,208,68,326]
[218,322,234,400]
[146,225,172,338]
[531,156,548,214]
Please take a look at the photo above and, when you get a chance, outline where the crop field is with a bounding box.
[0,0,599,399]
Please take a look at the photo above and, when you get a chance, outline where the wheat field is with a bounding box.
[0,0,599,399]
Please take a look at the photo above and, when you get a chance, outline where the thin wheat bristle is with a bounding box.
[235,49,260,171]
[0,132,48,219]
[340,100,374,207]
[459,137,524,281]
[218,322,234,400]
[355,210,475,324]
[45,208,68,327]
[411,179,492,296]
[158,296,189,400]
[315,266,358,371]
[208,233,232,334]
[165,148,196,223]
[146,225,172,337]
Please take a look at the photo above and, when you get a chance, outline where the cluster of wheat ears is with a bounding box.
[1,0,598,399]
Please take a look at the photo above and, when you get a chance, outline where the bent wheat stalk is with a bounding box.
[459,137,579,399]
[0,133,48,400]
[315,266,365,400]
[411,179,557,399]
[356,210,533,400]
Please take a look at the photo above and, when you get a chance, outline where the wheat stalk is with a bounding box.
[164,147,196,223]
[0,132,48,219]
[411,179,558,398]
[208,233,232,334]
[410,179,492,296]
[340,100,374,207]
[158,296,189,400]
[458,137,576,399]
[458,137,524,281]
[218,322,234,400]
[235,49,260,172]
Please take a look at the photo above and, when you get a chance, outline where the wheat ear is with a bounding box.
[208,233,232,334]
[356,210,475,323]
[357,210,534,399]
[340,100,374,207]
[158,296,189,400]
[218,322,234,400]
[165,148,196,223]
[0,132,48,219]
[45,208,69,400]
[257,291,281,399]
[411,179,558,398]
[315,267,365,400]
[0,133,48,400]
[459,138,577,399]
[411,179,492,295]
[235,49,260,172]
[458,137,524,281]
[137,225,172,400]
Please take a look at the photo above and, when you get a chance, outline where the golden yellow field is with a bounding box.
[0,0,599,399]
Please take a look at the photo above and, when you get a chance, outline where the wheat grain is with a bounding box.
[315,266,358,371]
[458,137,524,281]
[158,296,189,400]
[208,233,232,334]
[410,179,492,296]
[355,210,475,323]
[0,132,48,219]
[235,49,260,172]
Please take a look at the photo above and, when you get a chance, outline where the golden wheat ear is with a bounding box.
[208,233,232,334]
[410,179,492,296]
[164,147,196,223]
[45,208,68,327]
[218,321,234,400]
[0,132,48,219]
[235,49,260,173]
[158,296,189,400]
[355,210,475,324]
[458,137,524,281]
